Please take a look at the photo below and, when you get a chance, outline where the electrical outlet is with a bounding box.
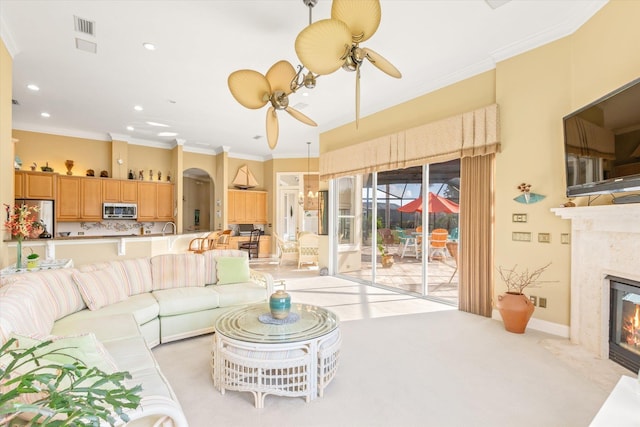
[529,295,537,306]
[538,233,551,243]
[539,297,547,308]
[77,231,84,236]
[512,213,528,223]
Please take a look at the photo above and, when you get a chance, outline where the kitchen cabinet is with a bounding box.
[81,178,102,221]
[138,182,174,221]
[15,171,56,200]
[228,235,271,257]
[103,179,138,203]
[57,176,102,221]
[56,176,81,220]
[228,190,267,224]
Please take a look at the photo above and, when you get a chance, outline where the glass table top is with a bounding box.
[215,303,339,344]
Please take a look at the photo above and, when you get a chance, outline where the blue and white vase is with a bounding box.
[269,290,291,320]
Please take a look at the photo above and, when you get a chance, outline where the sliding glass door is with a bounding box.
[334,160,460,305]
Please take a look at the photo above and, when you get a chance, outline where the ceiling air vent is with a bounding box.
[12,99,19,105]
[74,15,95,36]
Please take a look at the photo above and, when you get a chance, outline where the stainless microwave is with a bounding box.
[103,203,137,219]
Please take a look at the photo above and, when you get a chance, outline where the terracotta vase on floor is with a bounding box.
[496,292,535,334]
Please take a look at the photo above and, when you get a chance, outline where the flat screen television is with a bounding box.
[563,77,640,197]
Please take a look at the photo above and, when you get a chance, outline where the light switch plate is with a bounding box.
[512,231,531,242]
[512,213,528,223]
[538,233,551,243]
[561,233,570,244]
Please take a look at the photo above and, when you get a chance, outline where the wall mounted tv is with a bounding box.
[563,77,640,197]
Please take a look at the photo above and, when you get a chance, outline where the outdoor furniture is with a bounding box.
[239,229,261,259]
[446,241,458,283]
[211,303,341,408]
[398,228,419,259]
[274,232,299,266]
[377,228,395,245]
[298,233,319,268]
[429,228,449,261]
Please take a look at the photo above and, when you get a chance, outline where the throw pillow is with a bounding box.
[72,267,128,311]
[216,256,250,285]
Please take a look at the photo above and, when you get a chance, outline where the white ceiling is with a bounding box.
[1,0,607,160]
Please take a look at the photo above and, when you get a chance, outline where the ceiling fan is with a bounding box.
[228,60,317,150]
[294,0,401,128]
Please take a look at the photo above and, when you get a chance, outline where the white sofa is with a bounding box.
[0,249,273,426]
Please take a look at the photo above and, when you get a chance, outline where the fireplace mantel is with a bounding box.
[553,204,640,360]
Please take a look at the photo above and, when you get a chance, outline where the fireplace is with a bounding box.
[609,276,640,372]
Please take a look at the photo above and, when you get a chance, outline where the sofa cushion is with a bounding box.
[51,313,142,343]
[101,336,157,373]
[53,294,159,336]
[0,282,57,343]
[72,267,129,311]
[80,259,153,296]
[9,332,119,373]
[153,287,220,316]
[202,249,249,285]
[151,253,205,290]
[215,256,250,285]
[12,269,86,319]
[209,282,269,307]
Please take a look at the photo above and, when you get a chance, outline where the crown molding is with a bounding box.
[0,15,19,58]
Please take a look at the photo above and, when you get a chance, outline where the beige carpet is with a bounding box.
[153,276,629,427]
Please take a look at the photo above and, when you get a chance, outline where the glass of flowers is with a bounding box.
[3,204,40,269]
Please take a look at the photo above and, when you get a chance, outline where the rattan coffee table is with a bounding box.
[211,303,341,408]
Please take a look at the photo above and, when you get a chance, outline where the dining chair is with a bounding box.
[239,229,261,259]
[428,228,449,261]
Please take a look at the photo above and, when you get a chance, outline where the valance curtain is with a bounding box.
[319,104,500,180]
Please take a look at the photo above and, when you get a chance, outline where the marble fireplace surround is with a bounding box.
[553,204,640,360]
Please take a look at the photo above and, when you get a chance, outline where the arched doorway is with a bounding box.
[183,168,214,231]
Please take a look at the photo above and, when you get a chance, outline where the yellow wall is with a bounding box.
[227,158,265,190]
[1,39,13,266]
[128,144,172,181]
[13,130,111,177]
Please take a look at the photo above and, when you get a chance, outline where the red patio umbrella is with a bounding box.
[398,192,459,214]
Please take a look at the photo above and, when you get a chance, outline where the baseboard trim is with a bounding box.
[491,309,570,338]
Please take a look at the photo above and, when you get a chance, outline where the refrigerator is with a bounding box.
[14,199,54,238]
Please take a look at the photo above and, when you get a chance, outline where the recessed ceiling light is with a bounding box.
[302,92,309,97]
[27,84,40,91]
[126,126,134,131]
[146,121,169,127]
[142,42,156,51]
[134,105,143,111]
[158,132,178,137]
[41,112,50,118]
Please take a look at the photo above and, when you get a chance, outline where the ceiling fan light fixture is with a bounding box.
[303,73,316,89]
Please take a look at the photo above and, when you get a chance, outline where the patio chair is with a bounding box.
[429,228,449,261]
[397,228,419,258]
[274,232,299,266]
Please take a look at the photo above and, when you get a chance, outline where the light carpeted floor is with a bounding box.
[153,275,630,427]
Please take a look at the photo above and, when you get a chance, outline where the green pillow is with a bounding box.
[216,256,250,285]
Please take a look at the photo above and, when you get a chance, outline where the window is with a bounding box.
[337,177,356,245]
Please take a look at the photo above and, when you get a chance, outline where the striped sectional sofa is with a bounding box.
[0,249,273,426]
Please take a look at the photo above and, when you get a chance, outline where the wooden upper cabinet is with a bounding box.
[15,171,55,199]
[156,183,174,220]
[137,182,174,221]
[137,182,157,221]
[81,178,102,220]
[227,190,267,224]
[57,176,82,220]
[103,179,138,203]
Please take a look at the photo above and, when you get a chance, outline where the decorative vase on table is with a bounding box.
[496,292,535,334]
[15,237,23,270]
[269,290,291,319]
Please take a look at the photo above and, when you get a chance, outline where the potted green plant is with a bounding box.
[26,251,39,270]
[377,243,394,268]
[0,338,142,425]
[495,262,551,333]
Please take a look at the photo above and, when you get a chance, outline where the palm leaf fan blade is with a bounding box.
[266,60,297,95]
[363,48,401,78]
[266,107,279,150]
[331,0,381,43]
[285,107,317,127]
[228,70,271,109]
[295,19,352,76]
